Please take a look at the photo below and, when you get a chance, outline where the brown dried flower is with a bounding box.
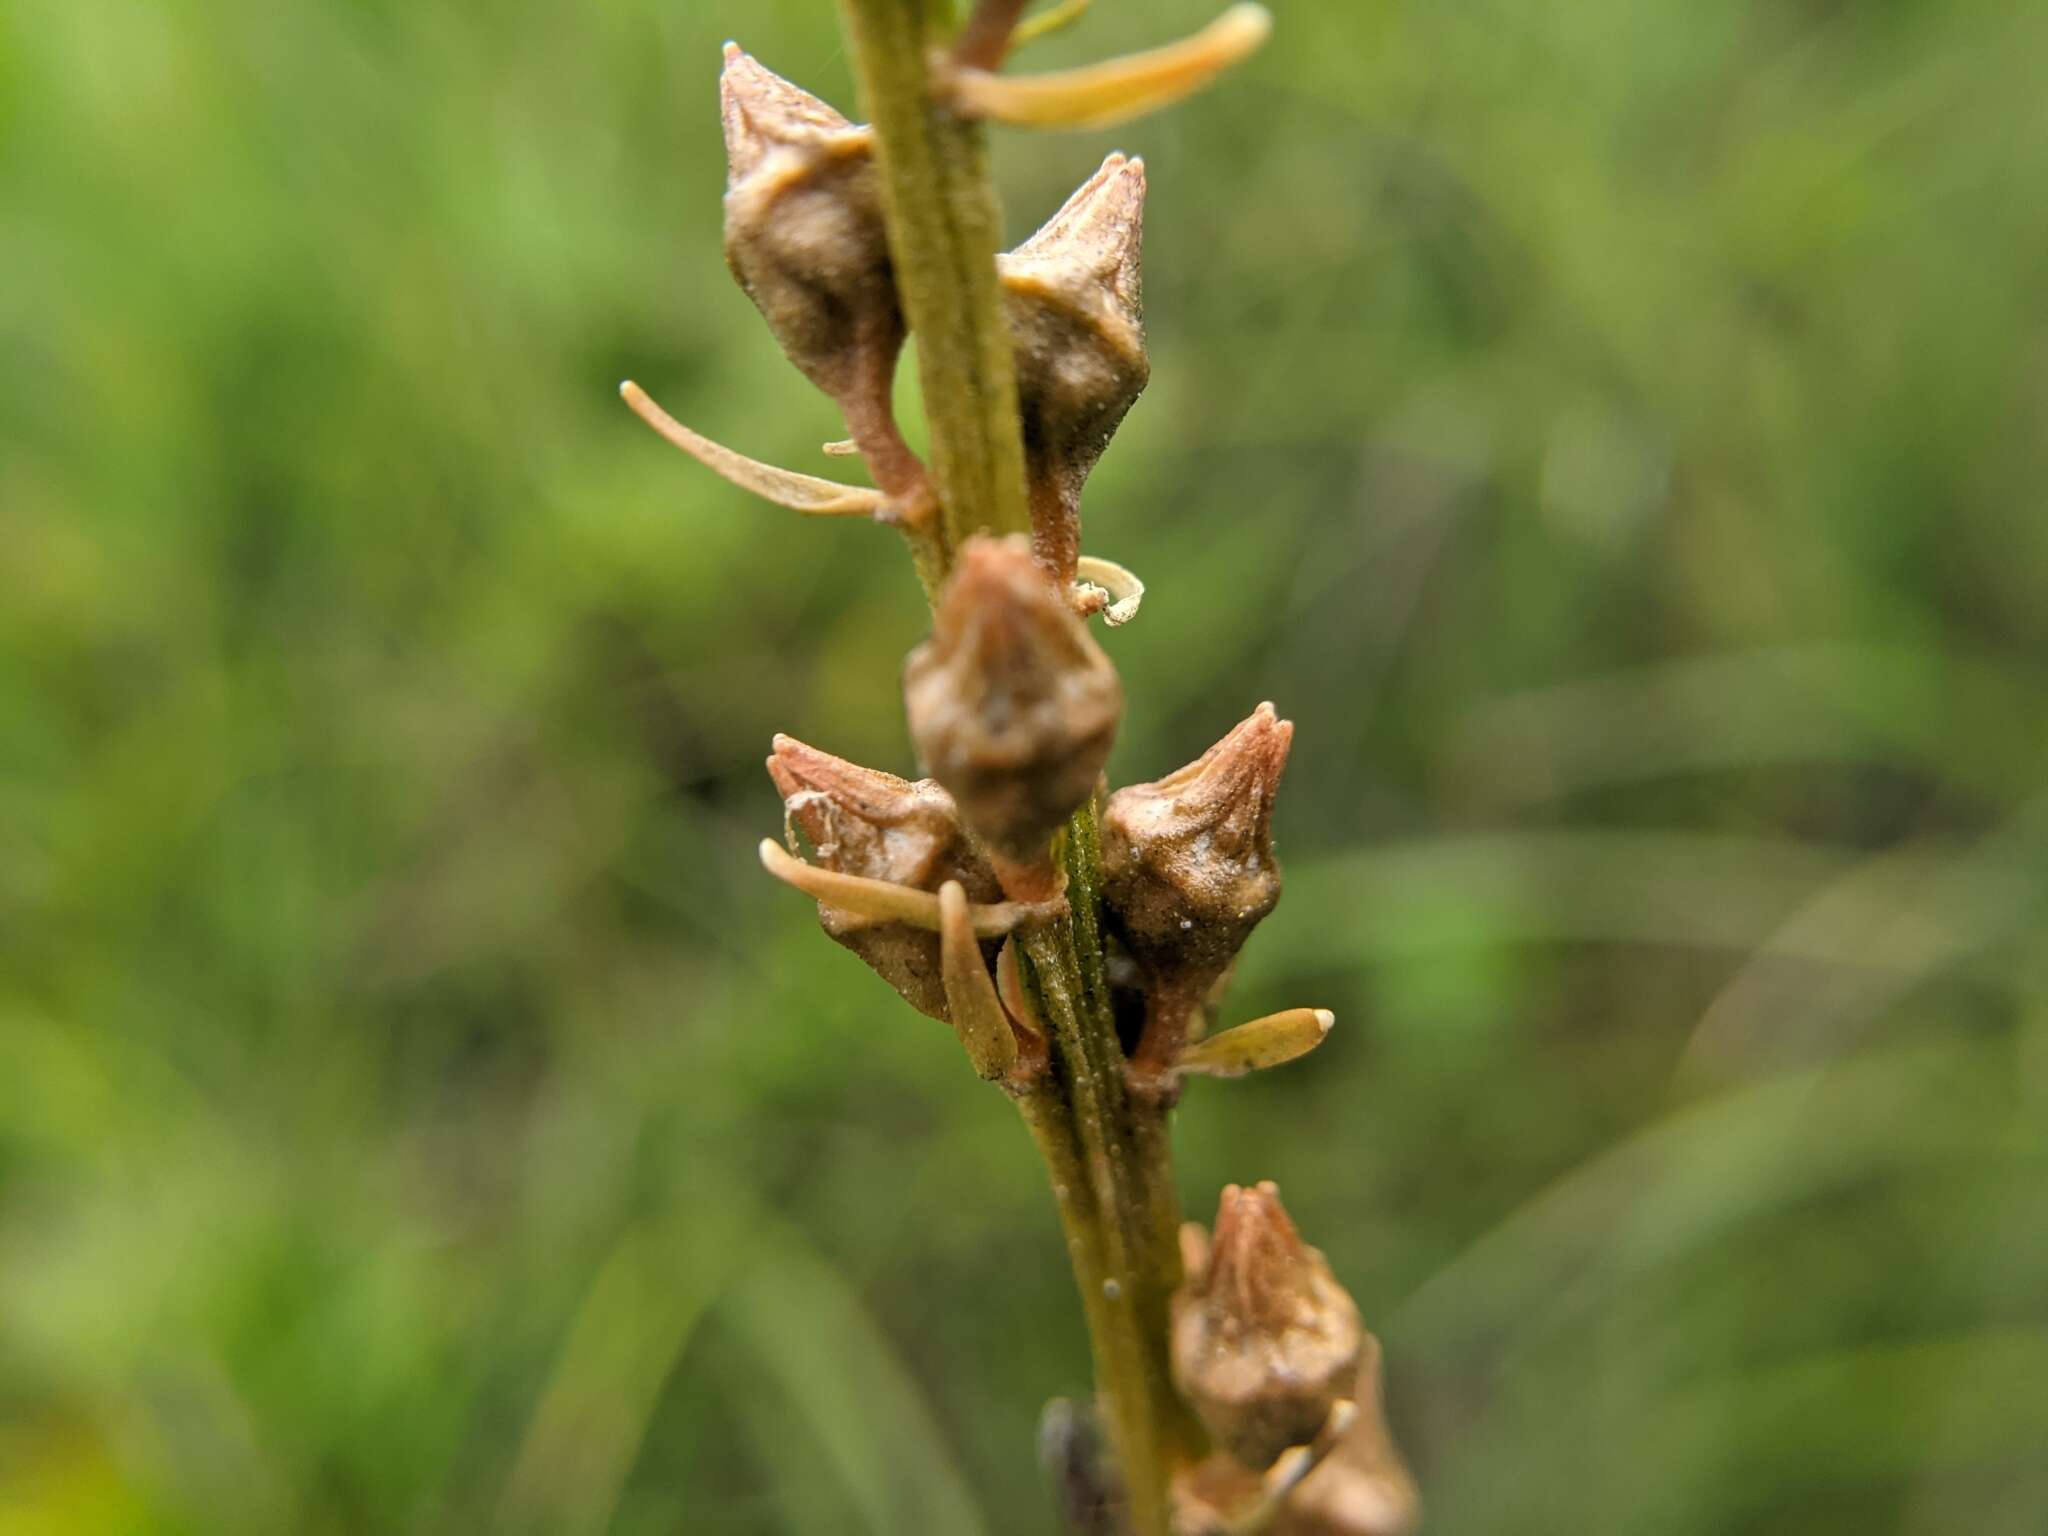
[903,535,1123,879]
[1171,1181,1363,1471]
[1000,153,1149,585]
[767,734,1001,1021]
[1272,1339,1420,1536]
[1101,702,1292,1074]
[720,47,918,493]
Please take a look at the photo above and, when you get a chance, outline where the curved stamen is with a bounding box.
[759,840,1064,937]
[621,380,886,517]
[1074,554,1146,626]
[944,4,1271,132]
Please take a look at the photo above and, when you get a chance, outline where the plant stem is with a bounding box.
[836,0,1032,560]
[834,4,1195,1530]
[1023,806,1201,1533]
[953,0,1032,69]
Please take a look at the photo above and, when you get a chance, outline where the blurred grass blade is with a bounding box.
[719,1219,993,1536]
[498,1211,736,1536]
[1392,1037,2018,1357]
[1680,791,2048,1089]
[1449,647,2048,808]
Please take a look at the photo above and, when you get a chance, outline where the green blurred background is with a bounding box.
[6,0,2048,1530]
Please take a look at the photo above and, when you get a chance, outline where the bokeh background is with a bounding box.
[6,0,2048,1531]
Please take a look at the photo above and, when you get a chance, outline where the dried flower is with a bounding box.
[1000,153,1149,585]
[1172,1454,1266,1536]
[1102,702,1292,1076]
[767,734,1001,1021]
[1272,1339,1420,1536]
[903,535,1122,879]
[1172,1399,1359,1536]
[720,46,919,494]
[1171,1182,1363,1471]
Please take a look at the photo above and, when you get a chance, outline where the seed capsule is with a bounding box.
[904,535,1123,877]
[1171,1182,1363,1471]
[999,153,1149,586]
[767,734,1001,1021]
[720,47,915,489]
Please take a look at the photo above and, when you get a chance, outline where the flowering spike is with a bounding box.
[1000,155,1149,585]
[945,4,1272,132]
[1177,1008,1333,1081]
[904,535,1123,884]
[1102,702,1293,1079]
[619,382,886,517]
[719,46,923,499]
[940,881,1023,1081]
[1170,1182,1364,1473]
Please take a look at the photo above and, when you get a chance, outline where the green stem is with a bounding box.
[1064,806,1196,1368]
[1022,814,1199,1536]
[836,0,1032,560]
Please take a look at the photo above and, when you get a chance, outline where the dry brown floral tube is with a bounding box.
[1171,1183,1363,1472]
[1001,151,1150,587]
[720,46,925,504]
[1102,702,1294,1090]
[904,533,1123,891]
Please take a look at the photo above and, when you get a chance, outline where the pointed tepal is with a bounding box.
[1005,150,1147,320]
[1000,153,1149,586]
[1103,701,1292,972]
[719,41,860,185]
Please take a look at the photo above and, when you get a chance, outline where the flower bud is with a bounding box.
[999,154,1149,585]
[720,47,904,430]
[1171,1182,1363,1471]
[1273,1339,1420,1536]
[904,535,1123,872]
[1101,702,1291,1001]
[767,734,1000,1021]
